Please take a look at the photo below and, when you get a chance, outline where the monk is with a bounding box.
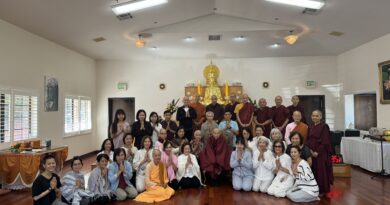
[199,128,231,186]
[190,95,206,131]
[307,110,333,196]
[287,95,306,123]
[134,149,175,203]
[176,96,197,141]
[272,96,289,135]
[224,94,238,121]
[236,94,255,132]
[284,111,308,144]
[253,98,273,137]
[205,95,224,123]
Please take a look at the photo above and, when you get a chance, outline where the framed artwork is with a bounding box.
[379,61,390,104]
[44,76,59,111]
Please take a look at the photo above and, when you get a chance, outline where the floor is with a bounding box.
[1,154,389,205]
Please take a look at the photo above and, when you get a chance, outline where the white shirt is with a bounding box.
[252,149,275,181]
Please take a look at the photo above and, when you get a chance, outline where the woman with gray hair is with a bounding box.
[252,136,275,192]
[269,128,286,150]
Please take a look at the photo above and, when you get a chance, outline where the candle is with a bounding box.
[197,82,201,95]
[225,81,228,97]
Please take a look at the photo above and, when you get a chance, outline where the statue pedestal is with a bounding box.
[185,85,243,105]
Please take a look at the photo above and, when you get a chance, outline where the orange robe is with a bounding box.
[292,122,309,144]
[134,162,175,203]
[190,102,206,130]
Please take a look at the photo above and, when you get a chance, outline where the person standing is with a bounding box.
[287,95,306,123]
[272,96,289,136]
[131,109,153,149]
[205,95,225,123]
[254,98,273,137]
[307,110,333,196]
[176,97,197,141]
[224,94,238,121]
[190,95,206,131]
[236,94,255,132]
[110,109,131,149]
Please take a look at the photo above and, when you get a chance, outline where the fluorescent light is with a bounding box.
[112,0,168,15]
[265,0,325,10]
[233,36,246,41]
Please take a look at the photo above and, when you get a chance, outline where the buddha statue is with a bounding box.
[202,63,225,105]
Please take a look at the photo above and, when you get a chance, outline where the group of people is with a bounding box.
[32,94,334,205]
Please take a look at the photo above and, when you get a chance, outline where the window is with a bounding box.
[65,96,91,136]
[0,90,38,144]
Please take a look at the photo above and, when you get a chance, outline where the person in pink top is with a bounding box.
[160,141,179,190]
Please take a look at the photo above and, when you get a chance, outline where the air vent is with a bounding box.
[208,35,221,41]
[329,31,344,37]
[93,37,106,42]
[302,8,322,15]
[116,13,133,21]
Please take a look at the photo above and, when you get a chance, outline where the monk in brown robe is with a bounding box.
[253,98,273,137]
[236,94,255,132]
[287,95,306,123]
[272,96,289,135]
[224,94,238,121]
[205,95,224,123]
[307,110,333,195]
[199,128,231,186]
[190,95,206,131]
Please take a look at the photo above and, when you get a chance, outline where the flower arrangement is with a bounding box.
[166,98,180,114]
[10,142,22,152]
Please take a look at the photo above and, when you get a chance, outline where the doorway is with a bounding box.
[297,95,326,125]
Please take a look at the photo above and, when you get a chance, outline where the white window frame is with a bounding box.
[0,88,39,145]
[64,95,92,137]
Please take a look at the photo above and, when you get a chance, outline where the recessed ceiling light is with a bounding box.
[184,36,195,42]
[270,43,280,48]
[150,46,159,51]
[233,36,246,41]
[265,0,325,10]
[112,0,168,15]
[93,37,106,42]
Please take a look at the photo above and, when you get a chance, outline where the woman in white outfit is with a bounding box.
[286,145,320,203]
[252,136,275,192]
[267,140,294,197]
[133,136,153,192]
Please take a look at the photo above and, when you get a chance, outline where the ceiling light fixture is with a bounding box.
[284,31,298,45]
[112,0,168,15]
[233,35,246,41]
[184,36,195,42]
[135,34,145,48]
[270,43,280,48]
[265,0,325,10]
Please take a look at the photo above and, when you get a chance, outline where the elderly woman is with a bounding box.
[230,137,253,191]
[177,142,202,189]
[88,154,113,204]
[248,126,268,152]
[269,128,286,150]
[252,136,275,193]
[287,145,319,202]
[267,140,294,198]
[61,156,93,205]
[190,130,204,159]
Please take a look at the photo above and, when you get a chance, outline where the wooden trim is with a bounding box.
[63,150,99,166]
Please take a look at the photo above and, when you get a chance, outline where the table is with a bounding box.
[340,137,390,174]
[0,146,68,189]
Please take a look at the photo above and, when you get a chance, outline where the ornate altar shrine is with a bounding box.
[184,63,243,105]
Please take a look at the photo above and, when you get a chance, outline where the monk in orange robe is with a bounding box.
[134,149,175,203]
[190,95,206,131]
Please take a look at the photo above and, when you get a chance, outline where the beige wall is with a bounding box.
[96,57,342,144]
[338,33,390,129]
[0,19,97,159]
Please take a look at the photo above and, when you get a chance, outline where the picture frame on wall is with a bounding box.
[379,61,390,104]
[44,76,59,111]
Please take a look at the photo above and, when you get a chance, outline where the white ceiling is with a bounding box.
[0,0,389,60]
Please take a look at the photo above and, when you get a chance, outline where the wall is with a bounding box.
[0,19,97,159]
[338,33,390,129]
[96,56,342,143]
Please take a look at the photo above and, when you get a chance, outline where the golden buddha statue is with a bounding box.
[202,63,225,105]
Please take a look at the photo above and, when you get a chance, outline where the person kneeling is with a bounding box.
[108,148,138,201]
[230,137,253,191]
[286,145,320,203]
[134,149,175,203]
[177,142,202,189]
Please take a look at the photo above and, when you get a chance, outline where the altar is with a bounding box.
[184,63,244,104]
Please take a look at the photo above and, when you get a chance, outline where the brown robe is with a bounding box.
[254,106,273,137]
[205,103,224,123]
[237,102,255,128]
[287,104,306,123]
[190,102,206,130]
[272,105,289,135]
[199,136,231,179]
[307,122,334,194]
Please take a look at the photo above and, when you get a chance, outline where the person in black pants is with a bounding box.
[176,96,197,141]
[177,142,202,189]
